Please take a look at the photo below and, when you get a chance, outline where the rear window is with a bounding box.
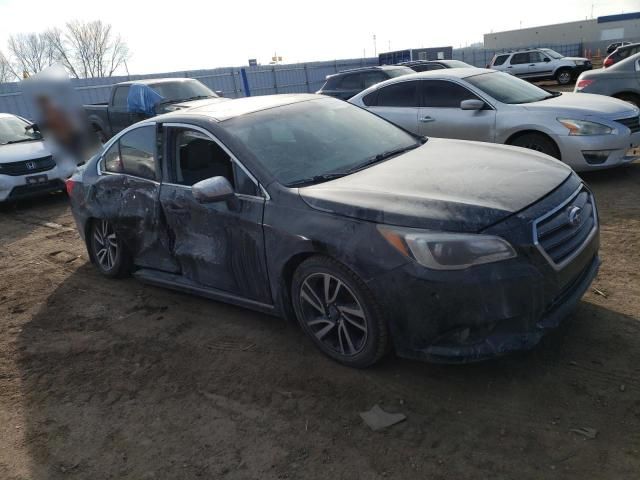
[338,74,362,90]
[493,55,509,66]
[385,68,412,79]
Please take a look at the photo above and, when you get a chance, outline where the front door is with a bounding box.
[415,79,496,142]
[159,124,271,303]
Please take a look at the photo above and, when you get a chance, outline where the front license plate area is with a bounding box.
[25,174,49,185]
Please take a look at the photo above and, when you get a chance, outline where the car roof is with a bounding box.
[116,77,197,86]
[169,93,321,122]
[617,42,640,51]
[0,113,17,119]
[328,65,409,78]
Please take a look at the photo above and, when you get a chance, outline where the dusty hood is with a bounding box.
[0,140,51,164]
[523,92,638,120]
[299,138,572,232]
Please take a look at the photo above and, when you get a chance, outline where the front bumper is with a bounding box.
[366,181,600,363]
[555,130,640,171]
[0,164,71,202]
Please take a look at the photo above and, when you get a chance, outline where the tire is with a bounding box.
[555,68,573,85]
[509,132,560,160]
[291,255,389,368]
[614,93,640,108]
[88,219,131,278]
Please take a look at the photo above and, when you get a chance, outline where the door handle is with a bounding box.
[164,205,189,215]
[419,116,435,123]
[528,64,535,66]
[507,66,513,68]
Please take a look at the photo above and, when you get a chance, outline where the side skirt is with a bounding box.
[133,268,278,316]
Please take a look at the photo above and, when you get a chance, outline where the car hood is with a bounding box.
[0,140,50,164]
[299,138,572,232]
[522,92,638,119]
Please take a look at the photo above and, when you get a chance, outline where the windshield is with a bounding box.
[0,116,42,145]
[150,80,217,103]
[466,71,554,104]
[224,98,420,186]
[541,48,564,59]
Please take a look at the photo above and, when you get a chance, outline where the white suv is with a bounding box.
[488,48,592,85]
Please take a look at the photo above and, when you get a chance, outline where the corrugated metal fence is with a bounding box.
[0,43,590,118]
[0,57,378,119]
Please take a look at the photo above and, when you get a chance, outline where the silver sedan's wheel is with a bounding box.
[299,272,368,357]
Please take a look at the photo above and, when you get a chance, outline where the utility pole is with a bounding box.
[373,34,377,56]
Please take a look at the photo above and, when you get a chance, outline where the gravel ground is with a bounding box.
[0,161,639,480]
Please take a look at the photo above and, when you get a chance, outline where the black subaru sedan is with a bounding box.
[66,94,600,367]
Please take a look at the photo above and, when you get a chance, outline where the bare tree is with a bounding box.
[0,50,18,82]
[5,21,130,80]
[7,33,56,77]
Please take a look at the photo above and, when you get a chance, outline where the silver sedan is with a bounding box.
[575,52,640,107]
[349,68,640,171]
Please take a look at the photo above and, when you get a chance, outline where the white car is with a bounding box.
[0,113,73,202]
[488,48,592,85]
[349,69,640,171]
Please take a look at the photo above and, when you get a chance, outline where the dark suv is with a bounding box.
[316,66,412,100]
[604,43,640,68]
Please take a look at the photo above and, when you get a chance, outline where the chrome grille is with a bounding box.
[615,115,640,133]
[0,155,55,176]
[533,186,597,269]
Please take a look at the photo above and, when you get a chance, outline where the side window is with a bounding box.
[493,55,509,66]
[119,126,157,180]
[362,71,387,88]
[339,74,362,90]
[112,86,130,107]
[425,63,445,70]
[530,52,545,63]
[376,81,418,107]
[103,141,123,173]
[362,90,379,106]
[419,80,479,108]
[511,53,530,65]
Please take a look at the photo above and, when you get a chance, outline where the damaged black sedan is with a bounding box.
[67,94,600,367]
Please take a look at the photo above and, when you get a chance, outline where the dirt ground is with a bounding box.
[1,160,639,480]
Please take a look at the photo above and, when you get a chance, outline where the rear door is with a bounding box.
[527,51,553,78]
[94,124,178,271]
[365,80,420,134]
[159,123,271,303]
[507,52,531,77]
[416,79,496,141]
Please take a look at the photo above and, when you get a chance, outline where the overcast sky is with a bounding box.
[0,0,638,74]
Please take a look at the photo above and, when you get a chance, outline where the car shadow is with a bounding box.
[13,262,640,478]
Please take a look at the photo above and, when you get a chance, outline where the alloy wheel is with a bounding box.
[299,272,368,357]
[93,219,118,271]
[558,71,571,84]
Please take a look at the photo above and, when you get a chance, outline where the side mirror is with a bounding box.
[543,57,551,62]
[192,176,234,203]
[25,123,40,132]
[460,99,485,110]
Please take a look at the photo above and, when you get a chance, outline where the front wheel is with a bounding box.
[291,256,389,368]
[88,219,131,278]
[555,68,573,85]
[509,133,560,160]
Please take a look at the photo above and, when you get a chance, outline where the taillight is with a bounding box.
[65,178,75,196]
[603,56,614,68]
[576,79,594,91]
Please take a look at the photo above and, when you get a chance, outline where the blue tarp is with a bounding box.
[127,83,163,116]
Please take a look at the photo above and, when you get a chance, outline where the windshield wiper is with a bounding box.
[287,172,351,187]
[5,138,38,145]
[346,142,422,174]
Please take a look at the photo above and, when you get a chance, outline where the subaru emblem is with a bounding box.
[567,206,582,227]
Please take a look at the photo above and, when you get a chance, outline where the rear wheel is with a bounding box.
[509,132,560,160]
[88,219,131,278]
[291,256,389,368]
[555,68,573,85]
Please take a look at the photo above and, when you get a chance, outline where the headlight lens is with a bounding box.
[377,226,517,270]
[573,60,586,66]
[557,118,613,136]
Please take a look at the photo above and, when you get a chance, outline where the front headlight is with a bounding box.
[573,60,586,66]
[557,118,613,136]
[377,226,517,270]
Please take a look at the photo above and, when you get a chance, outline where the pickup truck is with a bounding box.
[84,78,225,141]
